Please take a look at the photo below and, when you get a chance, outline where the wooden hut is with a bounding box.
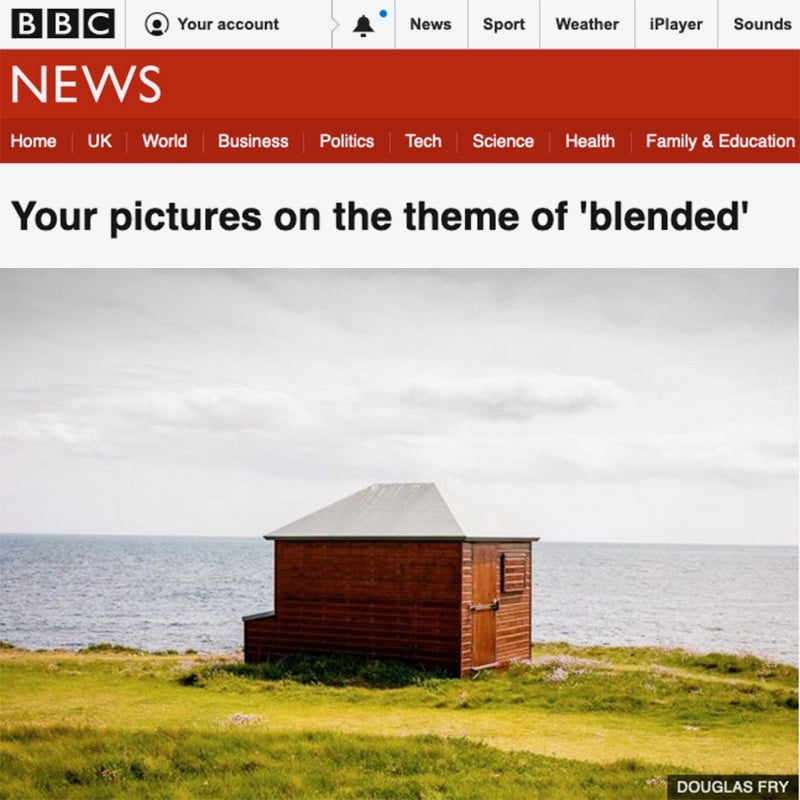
[243,483,538,677]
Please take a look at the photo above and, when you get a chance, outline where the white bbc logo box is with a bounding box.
[5,1,124,46]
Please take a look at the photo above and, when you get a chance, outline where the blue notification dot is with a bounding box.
[379,9,388,17]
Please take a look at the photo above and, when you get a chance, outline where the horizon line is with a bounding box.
[0,531,796,548]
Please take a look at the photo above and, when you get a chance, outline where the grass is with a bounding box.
[0,727,679,800]
[196,652,448,688]
[531,642,799,685]
[0,644,796,799]
[78,642,145,655]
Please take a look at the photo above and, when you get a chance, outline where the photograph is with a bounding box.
[0,268,796,799]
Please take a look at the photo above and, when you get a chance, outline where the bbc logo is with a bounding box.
[11,8,116,38]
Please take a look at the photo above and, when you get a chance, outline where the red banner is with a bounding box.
[2,50,798,162]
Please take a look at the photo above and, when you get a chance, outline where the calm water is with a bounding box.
[0,535,796,664]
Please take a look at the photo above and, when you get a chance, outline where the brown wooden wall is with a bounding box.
[244,540,464,674]
[460,542,532,676]
[459,543,474,674]
[495,542,532,666]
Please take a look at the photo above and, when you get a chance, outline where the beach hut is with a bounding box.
[243,483,539,677]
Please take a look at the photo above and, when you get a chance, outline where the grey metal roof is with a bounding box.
[267,483,466,539]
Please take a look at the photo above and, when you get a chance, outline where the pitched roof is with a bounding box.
[267,483,465,539]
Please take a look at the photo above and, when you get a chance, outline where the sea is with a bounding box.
[0,535,797,665]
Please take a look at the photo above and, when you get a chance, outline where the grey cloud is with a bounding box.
[397,375,631,421]
[5,377,794,489]
[433,427,798,486]
[1,386,301,461]
[77,387,298,432]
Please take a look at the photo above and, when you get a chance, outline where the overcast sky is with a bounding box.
[1,269,796,544]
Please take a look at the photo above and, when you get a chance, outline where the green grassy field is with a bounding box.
[0,642,796,799]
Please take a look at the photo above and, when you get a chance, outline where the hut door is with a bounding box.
[470,545,498,668]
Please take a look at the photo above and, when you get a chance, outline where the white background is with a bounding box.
[1,164,797,267]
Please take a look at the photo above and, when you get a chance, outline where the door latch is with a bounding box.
[469,599,499,612]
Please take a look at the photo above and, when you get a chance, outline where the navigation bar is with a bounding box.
[4,120,798,162]
[2,0,798,49]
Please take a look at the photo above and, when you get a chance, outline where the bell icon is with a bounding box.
[353,15,374,37]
